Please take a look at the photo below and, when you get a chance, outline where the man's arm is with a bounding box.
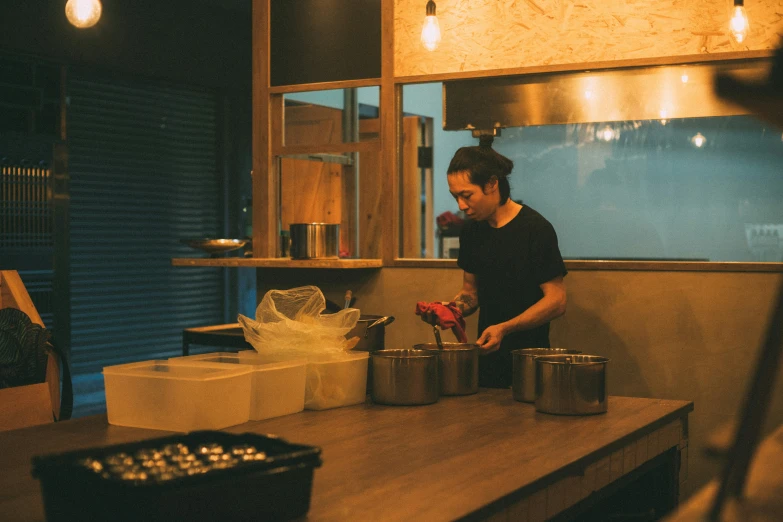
[453,271,479,317]
[476,275,567,352]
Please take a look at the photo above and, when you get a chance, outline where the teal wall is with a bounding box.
[493,116,783,261]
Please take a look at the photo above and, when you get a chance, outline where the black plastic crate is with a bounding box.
[31,431,322,522]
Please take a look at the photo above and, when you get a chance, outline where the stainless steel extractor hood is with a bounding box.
[442,57,771,131]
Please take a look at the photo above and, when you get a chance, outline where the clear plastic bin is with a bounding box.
[303,352,369,410]
[168,352,306,421]
[240,350,369,411]
[103,361,251,432]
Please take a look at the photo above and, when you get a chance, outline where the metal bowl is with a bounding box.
[181,238,248,255]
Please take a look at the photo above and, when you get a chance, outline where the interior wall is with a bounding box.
[394,0,783,77]
[255,266,783,499]
[0,0,251,91]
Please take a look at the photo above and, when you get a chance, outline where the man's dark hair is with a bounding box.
[446,136,514,204]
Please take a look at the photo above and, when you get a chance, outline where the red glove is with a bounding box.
[436,211,465,229]
[415,301,468,343]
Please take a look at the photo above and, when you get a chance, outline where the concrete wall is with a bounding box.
[256,266,783,498]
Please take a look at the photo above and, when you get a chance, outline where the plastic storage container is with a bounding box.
[103,361,251,432]
[31,430,322,522]
[168,352,306,421]
[303,352,369,410]
[244,350,369,411]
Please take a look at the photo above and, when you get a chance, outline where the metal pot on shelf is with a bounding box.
[288,223,340,259]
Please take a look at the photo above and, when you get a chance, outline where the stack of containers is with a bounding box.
[299,352,369,411]
[238,286,371,411]
[167,352,306,421]
[102,361,252,432]
[239,350,369,411]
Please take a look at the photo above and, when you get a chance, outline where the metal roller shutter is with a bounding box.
[67,72,224,374]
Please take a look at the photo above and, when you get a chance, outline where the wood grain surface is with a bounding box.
[0,391,691,522]
[393,0,783,78]
[171,258,384,268]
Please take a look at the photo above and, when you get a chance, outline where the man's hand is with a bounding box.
[476,324,505,354]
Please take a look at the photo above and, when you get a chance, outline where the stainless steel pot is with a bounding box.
[347,315,395,353]
[535,355,609,415]
[288,223,340,259]
[371,350,439,406]
[413,343,479,396]
[344,315,395,393]
[511,348,582,403]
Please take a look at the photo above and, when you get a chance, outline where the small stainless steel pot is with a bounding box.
[535,354,609,415]
[347,315,395,353]
[511,348,582,403]
[288,223,340,259]
[413,343,479,396]
[371,350,439,406]
[344,315,396,393]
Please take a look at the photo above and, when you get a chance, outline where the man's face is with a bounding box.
[447,171,497,221]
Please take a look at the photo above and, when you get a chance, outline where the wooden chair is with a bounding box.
[0,270,65,432]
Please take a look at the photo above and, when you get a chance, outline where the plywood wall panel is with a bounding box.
[394,0,783,77]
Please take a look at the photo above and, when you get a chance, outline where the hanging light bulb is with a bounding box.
[728,0,750,44]
[659,109,669,126]
[691,132,707,148]
[597,125,618,142]
[65,0,102,28]
[421,0,441,52]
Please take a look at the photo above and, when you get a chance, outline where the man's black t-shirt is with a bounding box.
[457,205,567,388]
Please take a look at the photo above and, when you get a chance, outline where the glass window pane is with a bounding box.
[402,81,783,263]
[400,83,474,258]
[492,116,783,262]
[283,87,379,148]
[276,148,381,259]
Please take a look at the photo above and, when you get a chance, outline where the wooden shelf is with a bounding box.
[171,257,383,269]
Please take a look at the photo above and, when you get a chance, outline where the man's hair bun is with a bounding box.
[478,135,494,149]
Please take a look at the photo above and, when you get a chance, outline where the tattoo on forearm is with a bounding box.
[454,292,478,316]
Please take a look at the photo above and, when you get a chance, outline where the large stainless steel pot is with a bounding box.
[288,223,340,259]
[413,343,479,396]
[535,355,609,415]
[371,350,439,406]
[511,348,582,403]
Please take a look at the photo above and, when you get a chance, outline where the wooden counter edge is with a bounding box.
[171,258,383,268]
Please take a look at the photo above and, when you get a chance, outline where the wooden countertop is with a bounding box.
[0,391,692,522]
